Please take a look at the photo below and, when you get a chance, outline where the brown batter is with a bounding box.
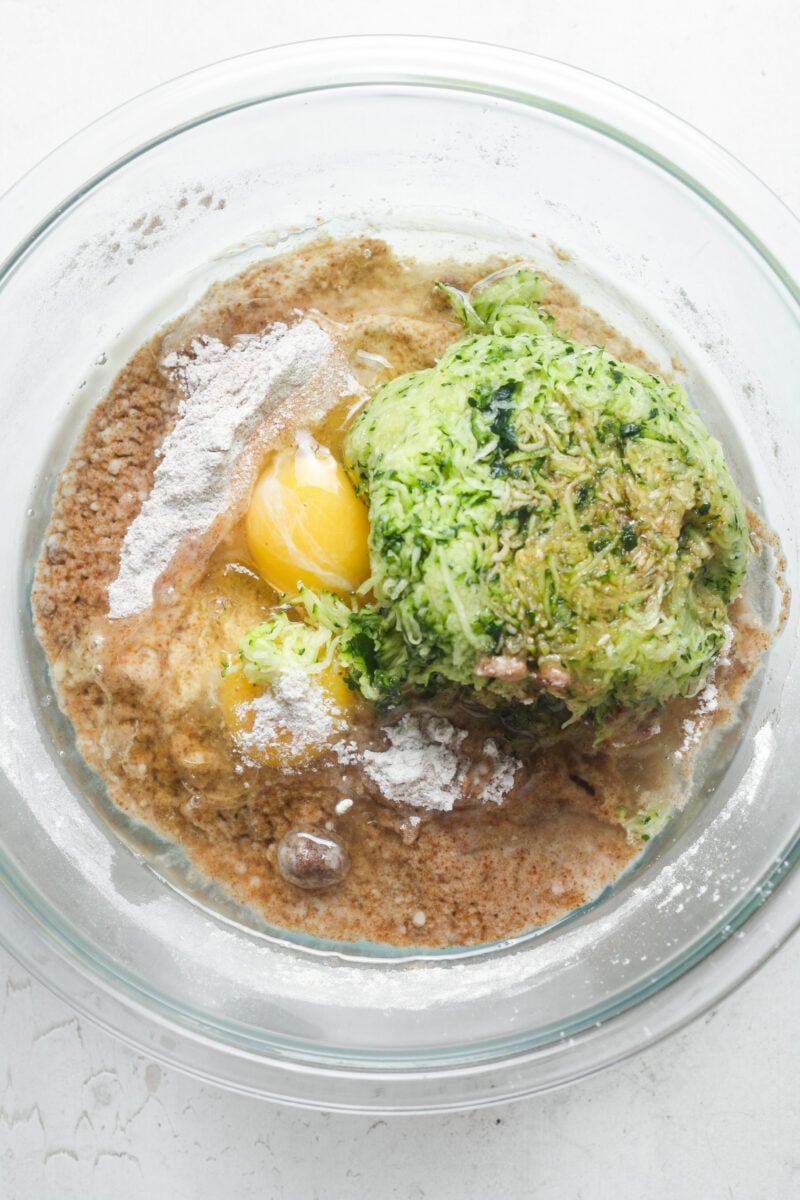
[31,237,769,947]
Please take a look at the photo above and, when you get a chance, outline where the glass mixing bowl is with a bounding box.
[1,36,798,1112]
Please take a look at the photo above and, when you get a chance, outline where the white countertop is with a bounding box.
[1,2,798,1196]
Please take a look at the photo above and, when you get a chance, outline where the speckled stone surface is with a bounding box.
[1,2,799,1196]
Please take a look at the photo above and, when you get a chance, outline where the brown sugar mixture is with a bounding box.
[32,236,770,947]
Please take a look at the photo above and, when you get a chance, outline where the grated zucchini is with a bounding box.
[340,268,749,729]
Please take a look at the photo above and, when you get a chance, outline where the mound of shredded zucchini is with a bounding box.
[338,268,749,727]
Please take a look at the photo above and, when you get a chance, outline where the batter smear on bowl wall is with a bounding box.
[32,236,772,947]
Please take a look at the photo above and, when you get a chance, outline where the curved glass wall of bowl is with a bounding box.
[0,38,798,1109]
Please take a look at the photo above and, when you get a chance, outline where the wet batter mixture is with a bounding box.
[32,237,769,946]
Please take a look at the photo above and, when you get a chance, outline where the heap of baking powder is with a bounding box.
[107,319,332,619]
[356,712,519,812]
[235,670,342,766]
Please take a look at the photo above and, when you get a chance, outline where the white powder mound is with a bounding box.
[677,675,721,758]
[358,712,520,812]
[235,670,342,766]
[107,319,332,619]
[478,738,521,805]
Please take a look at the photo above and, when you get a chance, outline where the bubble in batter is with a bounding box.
[277,828,350,891]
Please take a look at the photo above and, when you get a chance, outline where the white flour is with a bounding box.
[357,712,519,812]
[235,670,341,765]
[107,319,332,618]
[677,676,721,758]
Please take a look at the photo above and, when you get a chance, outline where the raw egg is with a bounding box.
[218,661,353,769]
[246,435,370,596]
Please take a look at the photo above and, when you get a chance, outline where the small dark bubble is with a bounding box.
[277,828,350,891]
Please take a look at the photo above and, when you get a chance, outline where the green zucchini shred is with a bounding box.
[238,610,336,685]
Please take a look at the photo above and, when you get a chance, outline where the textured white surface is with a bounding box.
[2,1,799,1196]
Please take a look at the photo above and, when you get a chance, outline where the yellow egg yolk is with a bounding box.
[245,437,371,597]
[218,662,354,769]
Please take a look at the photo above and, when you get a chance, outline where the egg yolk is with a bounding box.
[245,437,371,597]
[218,662,354,769]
